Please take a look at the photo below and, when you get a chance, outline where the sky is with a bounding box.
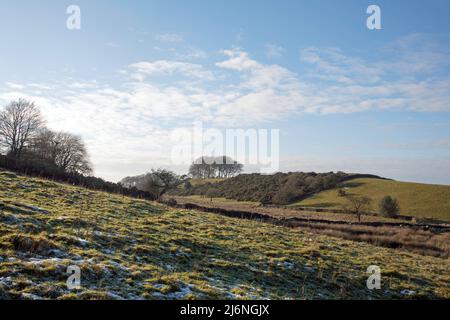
[1,0,450,184]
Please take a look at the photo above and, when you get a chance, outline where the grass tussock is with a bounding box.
[5,234,58,255]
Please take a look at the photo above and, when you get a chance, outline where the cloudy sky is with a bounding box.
[1,0,450,184]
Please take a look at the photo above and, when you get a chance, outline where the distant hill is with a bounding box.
[175,172,385,205]
[292,178,450,221]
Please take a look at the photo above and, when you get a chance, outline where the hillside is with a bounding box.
[176,172,377,204]
[0,170,449,299]
[292,178,450,221]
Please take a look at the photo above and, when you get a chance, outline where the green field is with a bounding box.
[0,171,449,299]
[292,178,450,221]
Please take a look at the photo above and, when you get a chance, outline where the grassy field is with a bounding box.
[0,171,449,299]
[292,178,450,221]
[171,195,403,222]
[170,195,450,257]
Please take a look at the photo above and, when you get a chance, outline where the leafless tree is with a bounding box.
[0,99,44,158]
[29,129,93,175]
[121,169,186,199]
[54,132,92,175]
[345,195,372,222]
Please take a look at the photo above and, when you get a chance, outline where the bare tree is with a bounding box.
[0,99,44,158]
[345,196,372,222]
[53,132,92,175]
[29,129,93,175]
[121,169,186,200]
[146,169,186,199]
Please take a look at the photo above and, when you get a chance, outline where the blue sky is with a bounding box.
[1,0,450,183]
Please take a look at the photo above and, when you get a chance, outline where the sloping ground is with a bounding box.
[169,196,450,258]
[0,171,449,300]
[178,172,355,203]
[293,178,450,221]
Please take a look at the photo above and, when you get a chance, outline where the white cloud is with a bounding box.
[216,49,261,71]
[5,82,25,89]
[155,33,183,42]
[265,43,284,58]
[175,47,208,60]
[129,61,215,81]
[300,47,382,84]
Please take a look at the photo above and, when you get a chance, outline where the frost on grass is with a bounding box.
[0,170,449,300]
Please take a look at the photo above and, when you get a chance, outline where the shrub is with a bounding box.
[183,181,192,190]
[345,196,372,222]
[260,193,273,206]
[165,198,178,206]
[205,189,220,200]
[379,196,400,217]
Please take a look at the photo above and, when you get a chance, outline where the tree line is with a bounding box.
[0,99,91,175]
[188,156,243,179]
[0,99,156,200]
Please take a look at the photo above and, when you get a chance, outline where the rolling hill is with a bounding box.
[0,170,449,299]
[292,178,450,221]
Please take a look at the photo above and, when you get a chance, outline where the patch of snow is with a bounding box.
[277,261,295,269]
[22,293,44,300]
[47,249,66,257]
[0,277,13,286]
[28,257,65,265]
[304,265,315,272]
[16,203,50,214]
[26,205,49,214]
[153,283,195,299]
[400,289,416,296]
[164,264,175,272]
[154,283,165,289]
[2,214,20,224]
[107,260,129,272]
[106,292,125,300]
[103,248,115,255]
[76,238,89,247]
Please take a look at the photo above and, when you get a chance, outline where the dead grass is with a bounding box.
[3,234,58,255]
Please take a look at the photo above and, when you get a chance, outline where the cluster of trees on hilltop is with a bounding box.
[0,99,92,175]
[119,156,243,199]
[189,156,243,179]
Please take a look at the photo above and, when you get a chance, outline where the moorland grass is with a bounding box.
[0,171,449,299]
